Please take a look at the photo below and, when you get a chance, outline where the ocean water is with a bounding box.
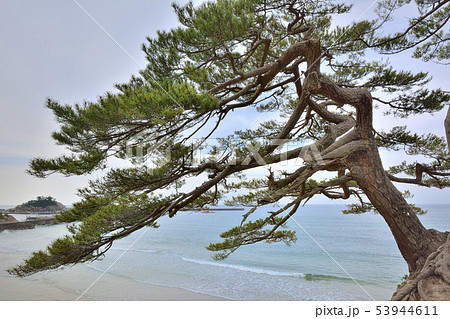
[0,204,448,300]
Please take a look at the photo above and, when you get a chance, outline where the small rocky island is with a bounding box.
[9,196,66,213]
[0,196,66,232]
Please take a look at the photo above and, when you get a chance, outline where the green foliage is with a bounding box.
[20,196,58,208]
[28,81,218,178]
[377,126,449,157]
[343,190,427,215]
[342,203,375,215]
[377,126,450,188]
[226,178,268,190]
[388,160,450,188]
[382,89,450,117]
[367,67,429,92]
[235,120,282,141]
[224,190,268,206]
[206,216,297,260]
[397,274,409,289]
[143,0,353,88]
[409,203,428,215]
[372,0,450,63]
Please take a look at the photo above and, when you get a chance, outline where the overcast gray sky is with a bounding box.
[0,0,448,205]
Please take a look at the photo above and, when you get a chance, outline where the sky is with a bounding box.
[0,0,448,206]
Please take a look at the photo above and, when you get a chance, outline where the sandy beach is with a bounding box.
[0,231,226,301]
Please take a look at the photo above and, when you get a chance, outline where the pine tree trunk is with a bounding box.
[445,106,450,154]
[347,141,449,300]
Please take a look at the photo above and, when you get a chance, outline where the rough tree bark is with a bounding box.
[445,106,450,154]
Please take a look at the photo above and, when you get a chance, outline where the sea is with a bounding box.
[0,204,448,301]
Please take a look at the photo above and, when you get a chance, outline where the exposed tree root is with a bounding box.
[392,233,450,301]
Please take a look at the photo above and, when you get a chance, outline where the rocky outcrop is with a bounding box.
[0,214,18,224]
[11,204,65,213]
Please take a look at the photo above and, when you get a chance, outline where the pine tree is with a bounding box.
[9,0,450,300]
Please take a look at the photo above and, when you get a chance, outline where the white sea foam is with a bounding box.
[85,264,105,273]
[181,257,305,278]
[110,247,156,254]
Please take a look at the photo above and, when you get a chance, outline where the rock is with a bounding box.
[0,214,18,224]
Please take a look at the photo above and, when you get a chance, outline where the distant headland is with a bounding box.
[7,196,66,213]
[0,196,66,232]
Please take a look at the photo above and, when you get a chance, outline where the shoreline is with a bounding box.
[0,218,56,232]
[3,212,60,215]
[0,248,227,301]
